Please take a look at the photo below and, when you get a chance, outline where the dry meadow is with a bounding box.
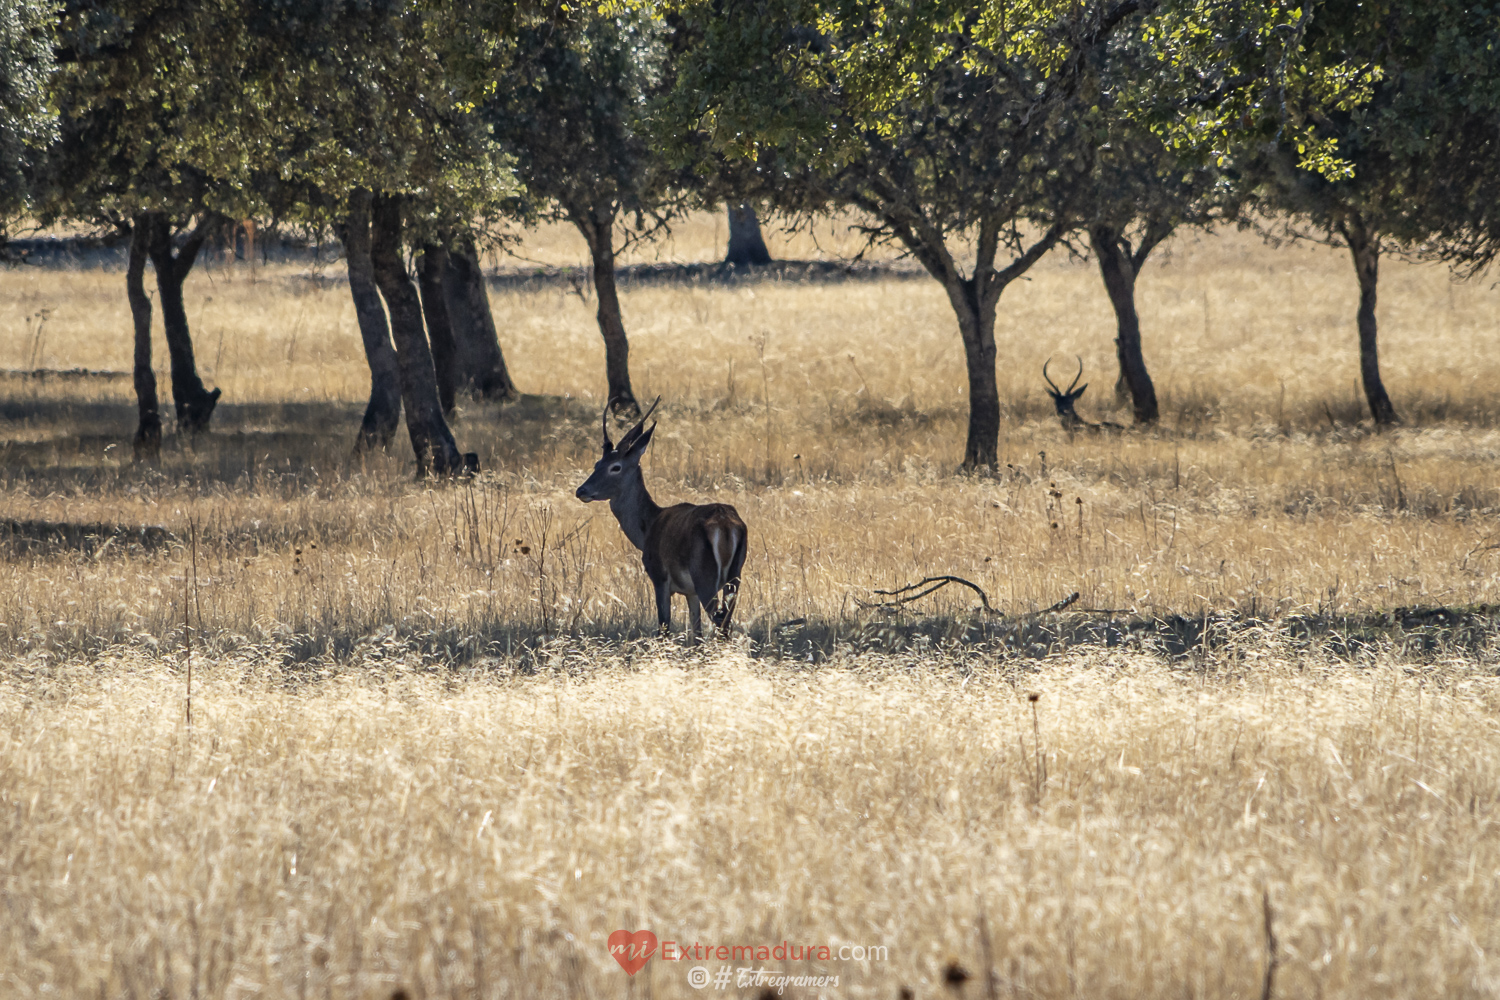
[2,213,1500,998]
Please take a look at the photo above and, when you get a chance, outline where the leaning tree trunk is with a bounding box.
[1090,225,1160,425]
[126,218,161,461]
[144,211,221,433]
[1340,215,1399,426]
[443,234,518,401]
[339,190,403,452]
[725,203,772,268]
[418,243,460,416]
[573,204,638,416]
[367,193,464,475]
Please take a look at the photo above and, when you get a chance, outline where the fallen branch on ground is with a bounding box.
[1035,592,1081,615]
[859,575,997,613]
[859,577,1084,619]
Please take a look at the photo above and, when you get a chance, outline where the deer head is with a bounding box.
[1043,356,1091,428]
[575,396,660,502]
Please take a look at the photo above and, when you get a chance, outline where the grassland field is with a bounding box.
[1,212,1499,999]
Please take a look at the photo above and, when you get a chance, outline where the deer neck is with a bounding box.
[608,467,661,552]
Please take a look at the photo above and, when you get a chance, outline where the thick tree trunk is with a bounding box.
[368,193,464,475]
[944,279,1001,470]
[126,218,161,461]
[144,212,221,433]
[725,203,772,267]
[1340,216,1399,426]
[1090,225,1159,425]
[443,234,518,401]
[339,191,403,452]
[902,219,1062,470]
[418,243,460,416]
[574,206,638,415]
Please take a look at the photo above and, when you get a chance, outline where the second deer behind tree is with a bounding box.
[1044,357,1123,432]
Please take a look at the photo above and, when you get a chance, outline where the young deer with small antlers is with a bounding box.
[1043,356,1123,432]
[576,399,747,641]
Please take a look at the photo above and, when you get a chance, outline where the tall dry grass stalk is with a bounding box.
[3,649,1499,998]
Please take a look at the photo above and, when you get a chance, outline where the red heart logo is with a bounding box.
[608,929,658,976]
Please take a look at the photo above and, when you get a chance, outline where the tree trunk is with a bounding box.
[1090,225,1159,424]
[1341,216,1399,426]
[725,203,772,267]
[418,243,460,416]
[443,234,518,401]
[902,219,1062,470]
[339,190,403,452]
[144,212,221,433]
[368,193,465,475]
[127,218,161,461]
[944,279,1001,470]
[574,206,638,415]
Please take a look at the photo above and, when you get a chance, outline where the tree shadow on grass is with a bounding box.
[0,390,606,490]
[207,604,1500,674]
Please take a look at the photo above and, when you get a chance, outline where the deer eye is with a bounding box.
[609,463,622,473]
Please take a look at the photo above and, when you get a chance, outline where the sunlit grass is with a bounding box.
[4,213,1500,999]
[0,216,1498,649]
[4,648,1498,999]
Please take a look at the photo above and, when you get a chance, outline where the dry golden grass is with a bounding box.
[4,648,1500,999]
[0,213,1498,648]
[4,213,1500,999]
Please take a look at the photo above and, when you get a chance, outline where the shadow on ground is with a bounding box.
[51,604,1491,672]
[11,232,923,285]
[484,258,926,291]
[0,390,604,487]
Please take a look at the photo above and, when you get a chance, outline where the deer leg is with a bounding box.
[687,593,704,644]
[696,574,732,641]
[716,579,740,639]
[654,579,672,637]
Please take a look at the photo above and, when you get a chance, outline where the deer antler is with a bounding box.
[1042,357,1062,395]
[617,396,662,451]
[1067,355,1086,394]
[600,400,615,454]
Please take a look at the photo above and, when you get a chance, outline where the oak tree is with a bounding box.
[1245,1,1500,426]
[487,9,689,417]
[661,0,1145,468]
[44,0,255,452]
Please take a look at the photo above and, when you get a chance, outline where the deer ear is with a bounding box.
[625,422,656,457]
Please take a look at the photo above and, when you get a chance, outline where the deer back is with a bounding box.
[644,502,746,594]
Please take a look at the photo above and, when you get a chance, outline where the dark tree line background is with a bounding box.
[1,0,1497,472]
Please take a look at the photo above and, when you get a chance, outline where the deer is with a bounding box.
[575,398,748,642]
[1043,356,1123,432]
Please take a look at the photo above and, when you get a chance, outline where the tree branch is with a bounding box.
[989,219,1068,300]
[1131,216,1175,272]
[861,575,997,614]
[172,212,226,284]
